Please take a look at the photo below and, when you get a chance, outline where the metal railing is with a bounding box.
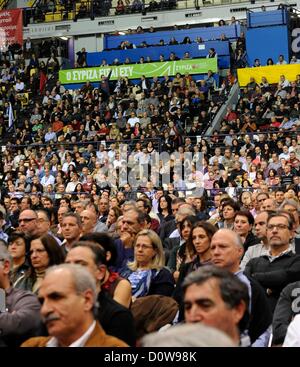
[22,0,270,25]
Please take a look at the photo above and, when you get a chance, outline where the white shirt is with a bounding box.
[127,116,139,127]
[46,321,96,347]
[41,174,55,188]
[283,315,300,347]
[65,181,79,193]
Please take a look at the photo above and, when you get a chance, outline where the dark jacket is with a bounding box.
[159,219,176,241]
[163,237,180,265]
[244,251,300,313]
[246,275,272,344]
[97,291,136,346]
[0,287,41,347]
[243,232,260,253]
[148,267,175,297]
[272,281,300,345]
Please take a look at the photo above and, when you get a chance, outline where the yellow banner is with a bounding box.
[237,64,300,87]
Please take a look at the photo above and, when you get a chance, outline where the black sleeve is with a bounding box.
[102,309,136,346]
[166,246,179,273]
[252,257,300,289]
[244,258,254,278]
[272,282,298,345]
[97,293,136,346]
[248,276,272,344]
[149,268,175,297]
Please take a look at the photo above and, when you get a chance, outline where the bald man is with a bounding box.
[18,209,39,236]
[80,209,107,235]
[211,228,272,346]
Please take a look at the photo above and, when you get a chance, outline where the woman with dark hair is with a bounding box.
[193,196,209,220]
[157,194,173,223]
[182,36,192,44]
[74,182,85,194]
[252,170,266,189]
[265,168,278,186]
[233,210,260,252]
[106,206,123,237]
[80,232,131,308]
[14,234,65,293]
[178,221,217,281]
[173,221,217,317]
[8,232,30,285]
[167,215,199,282]
[219,199,240,229]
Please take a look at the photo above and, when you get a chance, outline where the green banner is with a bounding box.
[59,58,218,84]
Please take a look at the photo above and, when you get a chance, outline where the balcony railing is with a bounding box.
[23,0,270,25]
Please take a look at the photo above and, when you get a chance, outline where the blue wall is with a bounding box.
[246,25,290,66]
[247,9,288,28]
[104,24,242,49]
[87,41,230,69]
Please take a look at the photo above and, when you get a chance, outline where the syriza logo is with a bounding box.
[291,28,300,53]
[291,287,300,313]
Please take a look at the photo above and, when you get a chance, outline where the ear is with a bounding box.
[82,289,95,312]
[232,300,247,325]
[238,245,244,260]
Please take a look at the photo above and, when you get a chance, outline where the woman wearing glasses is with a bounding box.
[14,234,65,294]
[120,229,174,300]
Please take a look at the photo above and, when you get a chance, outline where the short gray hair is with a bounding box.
[182,265,249,312]
[45,264,97,304]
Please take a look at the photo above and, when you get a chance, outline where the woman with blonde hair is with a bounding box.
[121,229,174,299]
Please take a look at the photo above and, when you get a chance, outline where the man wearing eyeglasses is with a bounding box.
[244,212,300,313]
[18,209,39,237]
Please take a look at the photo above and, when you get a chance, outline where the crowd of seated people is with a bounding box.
[2,9,300,346]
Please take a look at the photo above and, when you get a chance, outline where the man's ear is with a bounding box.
[238,245,244,260]
[233,300,247,325]
[83,288,95,312]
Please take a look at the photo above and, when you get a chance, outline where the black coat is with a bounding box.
[243,232,261,253]
[97,291,136,346]
[246,275,272,344]
[163,237,180,265]
[159,219,176,241]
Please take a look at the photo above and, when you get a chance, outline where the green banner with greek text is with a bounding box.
[59,58,218,84]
